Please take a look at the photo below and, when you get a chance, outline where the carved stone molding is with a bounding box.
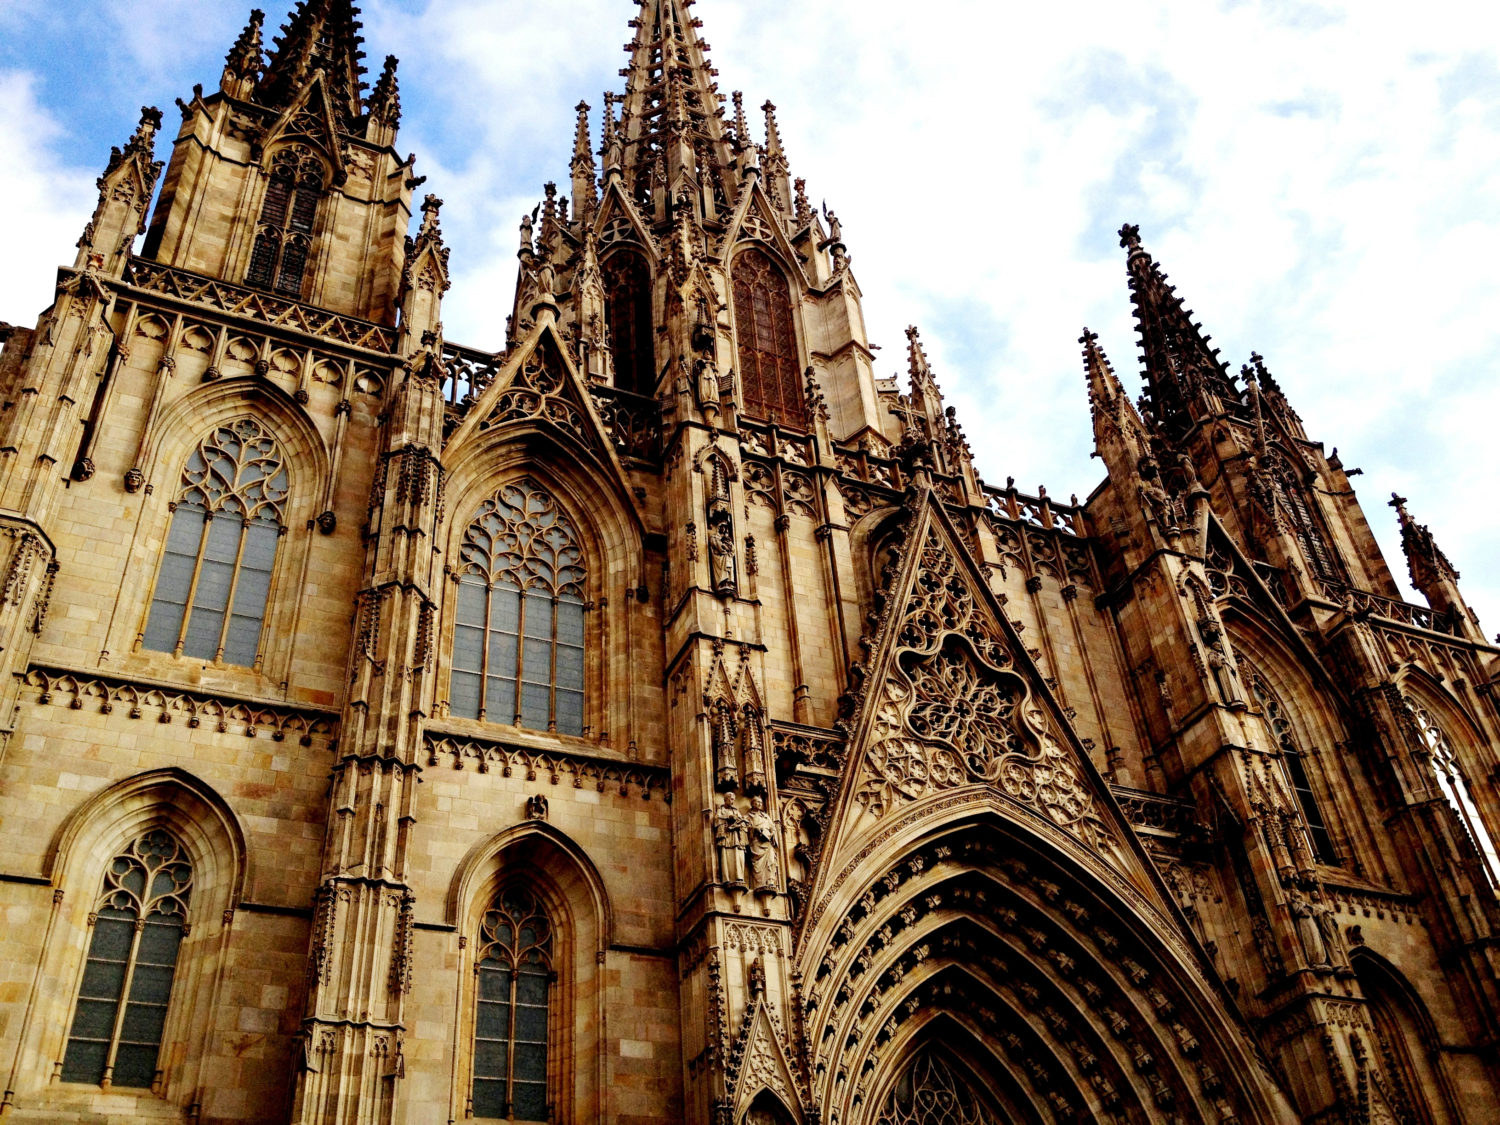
[423,731,669,800]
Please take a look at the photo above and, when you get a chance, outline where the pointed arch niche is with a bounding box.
[446,824,611,1125]
[731,246,805,428]
[600,250,655,395]
[1351,952,1461,1125]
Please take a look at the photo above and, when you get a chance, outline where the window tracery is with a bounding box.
[1243,666,1338,864]
[472,886,552,1122]
[142,418,288,667]
[1413,706,1500,888]
[61,829,193,1090]
[451,481,586,735]
[874,1049,997,1125]
[246,145,324,296]
[601,250,655,395]
[732,247,805,427]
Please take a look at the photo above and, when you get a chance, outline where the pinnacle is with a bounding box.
[259,0,368,126]
[224,8,266,83]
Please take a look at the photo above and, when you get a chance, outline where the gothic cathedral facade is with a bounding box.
[0,2,1497,1123]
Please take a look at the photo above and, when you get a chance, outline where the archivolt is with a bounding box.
[800,814,1294,1125]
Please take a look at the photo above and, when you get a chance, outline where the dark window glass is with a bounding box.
[732,247,804,427]
[246,146,323,295]
[451,481,586,735]
[143,419,288,668]
[601,251,655,395]
[62,830,192,1089]
[472,888,552,1121]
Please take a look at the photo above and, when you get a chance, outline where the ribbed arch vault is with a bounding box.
[801,814,1292,1125]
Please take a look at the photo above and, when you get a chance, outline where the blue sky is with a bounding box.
[2,0,1497,626]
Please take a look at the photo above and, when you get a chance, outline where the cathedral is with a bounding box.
[1,1,1498,1122]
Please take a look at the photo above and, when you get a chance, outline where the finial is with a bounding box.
[1388,492,1409,517]
[905,325,932,381]
[732,91,749,149]
[793,177,813,227]
[366,54,401,131]
[224,8,266,85]
[1118,222,1143,252]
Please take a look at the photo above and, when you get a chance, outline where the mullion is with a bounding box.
[171,512,214,657]
[211,519,252,663]
[99,918,146,1089]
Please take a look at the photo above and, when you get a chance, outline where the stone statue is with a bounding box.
[714,794,747,887]
[1289,888,1330,969]
[1311,890,1348,970]
[746,796,779,894]
[708,519,737,595]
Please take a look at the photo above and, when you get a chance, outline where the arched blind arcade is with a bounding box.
[732,247,805,427]
[451,481,587,735]
[62,829,192,1089]
[472,887,552,1121]
[246,146,324,296]
[1414,707,1500,889]
[142,419,288,667]
[602,251,655,395]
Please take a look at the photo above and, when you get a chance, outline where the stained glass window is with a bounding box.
[451,481,586,735]
[1245,668,1339,864]
[602,251,655,395]
[732,248,805,428]
[61,829,192,1090]
[1413,707,1500,889]
[472,887,552,1121]
[246,146,324,296]
[142,418,288,667]
[875,1049,996,1125]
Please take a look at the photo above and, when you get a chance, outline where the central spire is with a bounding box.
[258,0,368,126]
[616,0,736,221]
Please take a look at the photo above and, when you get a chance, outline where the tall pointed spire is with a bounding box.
[1082,327,1146,446]
[364,53,400,145]
[616,0,736,222]
[221,8,266,100]
[1389,493,1480,638]
[762,100,791,212]
[258,0,368,127]
[571,101,599,218]
[1120,223,1238,439]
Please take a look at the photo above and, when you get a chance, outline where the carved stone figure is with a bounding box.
[714,794,747,887]
[1289,888,1330,969]
[1311,890,1348,970]
[708,520,737,595]
[746,796,779,894]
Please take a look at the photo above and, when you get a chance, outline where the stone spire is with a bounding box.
[258,0,368,127]
[615,0,735,222]
[1083,327,1148,452]
[398,194,450,349]
[1120,223,1237,439]
[221,7,266,100]
[1389,493,1479,637]
[364,53,400,145]
[571,101,599,218]
[762,100,791,211]
[74,107,165,277]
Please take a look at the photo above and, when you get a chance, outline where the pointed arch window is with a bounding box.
[1245,666,1339,865]
[1413,707,1500,889]
[601,250,655,395]
[451,481,586,735]
[141,419,288,667]
[732,247,805,427]
[1271,459,1337,580]
[246,146,324,296]
[61,829,192,1089]
[875,1049,997,1125]
[472,887,552,1121]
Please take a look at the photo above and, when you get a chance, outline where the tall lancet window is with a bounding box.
[142,419,288,667]
[1245,666,1339,865]
[61,829,192,1089]
[602,250,655,395]
[246,145,324,296]
[1413,706,1500,888]
[451,481,586,734]
[732,247,805,428]
[472,887,552,1121]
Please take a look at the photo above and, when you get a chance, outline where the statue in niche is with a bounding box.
[712,701,738,790]
[1311,889,1349,970]
[746,796,780,894]
[708,518,737,595]
[741,707,767,794]
[1289,887,1330,969]
[714,794,747,888]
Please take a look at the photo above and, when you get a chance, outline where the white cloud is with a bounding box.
[2,0,1496,629]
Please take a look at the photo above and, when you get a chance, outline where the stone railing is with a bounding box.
[1109,785,1200,839]
[122,258,397,353]
[1319,580,1456,635]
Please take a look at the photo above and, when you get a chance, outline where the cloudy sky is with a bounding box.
[1,0,1496,626]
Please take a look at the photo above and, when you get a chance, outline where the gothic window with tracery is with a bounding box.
[1245,668,1339,864]
[732,247,805,428]
[1272,461,1337,580]
[61,829,192,1089]
[142,419,288,667]
[875,1049,997,1125]
[472,887,552,1121]
[451,481,586,734]
[602,250,655,395]
[246,145,324,296]
[1413,706,1500,888]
